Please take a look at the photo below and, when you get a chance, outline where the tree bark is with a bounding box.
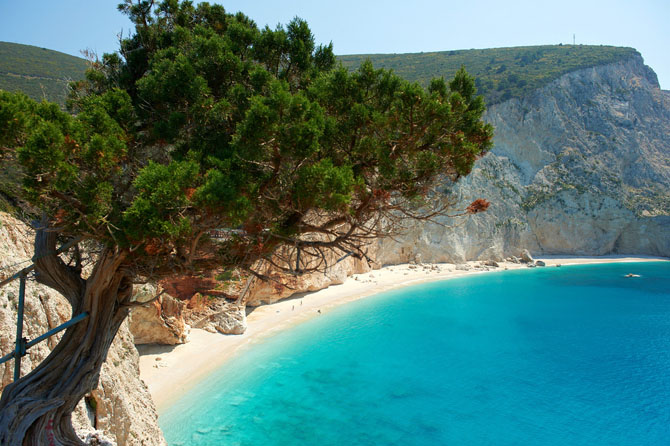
[0,232,132,445]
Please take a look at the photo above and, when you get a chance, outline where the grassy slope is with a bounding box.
[338,45,638,105]
[0,43,89,212]
[0,41,88,107]
[1,41,637,107]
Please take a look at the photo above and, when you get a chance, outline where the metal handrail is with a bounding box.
[0,238,89,382]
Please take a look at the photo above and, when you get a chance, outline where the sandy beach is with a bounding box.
[138,255,668,411]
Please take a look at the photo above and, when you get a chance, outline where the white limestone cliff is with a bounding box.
[378,55,670,263]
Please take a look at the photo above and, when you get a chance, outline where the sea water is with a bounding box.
[161,262,670,445]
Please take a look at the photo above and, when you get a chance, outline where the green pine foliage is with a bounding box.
[0,0,492,275]
[339,45,638,104]
[0,42,88,107]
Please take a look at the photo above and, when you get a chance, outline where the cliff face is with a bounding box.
[245,245,375,306]
[0,213,166,446]
[129,289,190,345]
[378,55,670,263]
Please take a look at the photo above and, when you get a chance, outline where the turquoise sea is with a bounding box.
[161,262,670,445]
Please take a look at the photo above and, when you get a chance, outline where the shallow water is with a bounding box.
[161,262,670,445]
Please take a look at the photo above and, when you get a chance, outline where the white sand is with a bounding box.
[138,255,668,411]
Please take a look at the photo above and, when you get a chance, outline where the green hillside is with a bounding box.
[0,43,88,212]
[1,41,638,108]
[339,45,638,105]
[0,41,88,107]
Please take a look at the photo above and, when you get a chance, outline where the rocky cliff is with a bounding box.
[245,245,375,306]
[0,212,166,446]
[378,55,670,263]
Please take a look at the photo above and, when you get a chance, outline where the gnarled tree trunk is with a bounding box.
[0,228,132,445]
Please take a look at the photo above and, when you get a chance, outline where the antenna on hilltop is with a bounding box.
[573,34,575,45]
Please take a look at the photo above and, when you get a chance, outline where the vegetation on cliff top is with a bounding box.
[1,41,639,109]
[339,45,639,104]
[0,41,88,106]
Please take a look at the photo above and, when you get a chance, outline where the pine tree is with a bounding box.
[0,1,492,443]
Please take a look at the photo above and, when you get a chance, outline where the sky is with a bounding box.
[0,0,668,89]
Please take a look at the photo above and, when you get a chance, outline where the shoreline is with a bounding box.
[137,255,668,411]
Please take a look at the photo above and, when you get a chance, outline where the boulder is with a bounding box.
[129,293,189,345]
[520,249,534,263]
[189,300,247,335]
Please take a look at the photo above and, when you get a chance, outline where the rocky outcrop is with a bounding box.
[129,287,248,338]
[186,295,247,334]
[245,247,375,306]
[0,212,166,446]
[129,290,189,345]
[90,321,166,445]
[159,275,224,301]
[378,55,670,262]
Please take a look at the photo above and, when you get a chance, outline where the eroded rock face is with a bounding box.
[130,289,248,337]
[160,275,223,300]
[129,291,189,345]
[615,215,670,256]
[245,248,374,306]
[378,55,670,262]
[187,298,247,334]
[0,212,166,446]
[91,321,166,445]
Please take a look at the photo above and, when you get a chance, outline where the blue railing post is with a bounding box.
[13,272,27,381]
[0,237,89,383]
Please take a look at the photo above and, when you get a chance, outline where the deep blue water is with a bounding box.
[161,262,670,445]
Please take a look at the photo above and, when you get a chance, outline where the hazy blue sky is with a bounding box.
[1,0,668,89]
